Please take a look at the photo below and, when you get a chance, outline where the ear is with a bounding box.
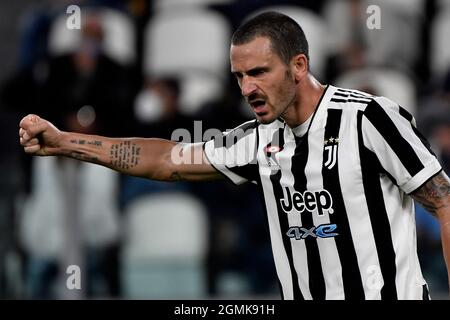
[291,54,308,83]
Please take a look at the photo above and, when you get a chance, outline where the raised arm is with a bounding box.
[19,114,222,182]
[411,171,450,292]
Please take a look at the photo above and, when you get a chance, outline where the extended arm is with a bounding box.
[19,114,222,182]
[411,171,450,292]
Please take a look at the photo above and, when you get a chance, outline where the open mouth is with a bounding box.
[249,100,266,114]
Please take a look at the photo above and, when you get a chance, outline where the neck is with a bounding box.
[281,74,326,128]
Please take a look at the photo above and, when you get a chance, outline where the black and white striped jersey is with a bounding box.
[203,85,442,300]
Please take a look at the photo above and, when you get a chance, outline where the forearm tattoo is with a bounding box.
[70,139,102,146]
[109,141,141,170]
[69,152,99,163]
[412,172,450,215]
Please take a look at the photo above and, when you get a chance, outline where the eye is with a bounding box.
[248,68,267,77]
[233,72,243,82]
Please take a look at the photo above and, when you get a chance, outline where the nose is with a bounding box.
[241,76,257,97]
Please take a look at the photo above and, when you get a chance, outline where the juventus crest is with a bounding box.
[324,137,339,170]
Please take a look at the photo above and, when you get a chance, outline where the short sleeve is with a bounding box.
[203,120,259,185]
[361,97,442,194]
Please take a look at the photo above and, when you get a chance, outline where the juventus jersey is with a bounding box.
[203,85,442,300]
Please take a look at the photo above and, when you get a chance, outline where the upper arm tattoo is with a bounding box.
[411,171,450,216]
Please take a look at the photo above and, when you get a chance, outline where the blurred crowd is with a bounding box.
[0,0,449,299]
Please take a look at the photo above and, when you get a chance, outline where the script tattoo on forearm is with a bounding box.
[68,140,102,162]
[109,141,141,170]
[70,139,103,146]
[412,172,450,215]
[69,152,99,163]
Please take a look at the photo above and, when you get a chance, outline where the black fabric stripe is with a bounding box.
[334,91,372,100]
[408,168,442,195]
[411,126,437,156]
[214,120,257,149]
[226,163,259,183]
[268,127,304,300]
[398,105,437,157]
[357,111,398,300]
[270,171,303,300]
[291,133,326,300]
[224,121,260,183]
[398,106,413,122]
[364,100,424,176]
[336,88,372,99]
[334,91,350,97]
[331,98,371,104]
[322,109,365,299]
[422,284,430,300]
[254,126,285,299]
[254,173,285,299]
[209,120,259,182]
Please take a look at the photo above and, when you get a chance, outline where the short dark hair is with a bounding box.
[231,11,309,66]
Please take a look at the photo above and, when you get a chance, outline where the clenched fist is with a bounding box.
[19,114,64,156]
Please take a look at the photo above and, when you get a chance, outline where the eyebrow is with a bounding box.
[232,66,270,77]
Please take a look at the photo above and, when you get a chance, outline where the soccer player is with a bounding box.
[19,12,450,299]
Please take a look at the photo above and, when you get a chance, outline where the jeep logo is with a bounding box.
[280,187,334,216]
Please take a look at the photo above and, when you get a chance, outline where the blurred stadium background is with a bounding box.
[0,0,449,299]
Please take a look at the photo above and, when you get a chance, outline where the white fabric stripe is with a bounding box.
[258,126,295,300]
[203,126,258,185]
[361,108,442,193]
[279,129,312,300]
[362,118,409,183]
[330,100,371,106]
[305,125,345,299]
[332,94,372,102]
[403,161,442,194]
[390,100,442,193]
[203,141,247,185]
[310,86,337,131]
[219,128,257,166]
[334,94,372,102]
[338,106,381,299]
[328,102,368,111]
[379,176,426,299]
[337,88,373,99]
